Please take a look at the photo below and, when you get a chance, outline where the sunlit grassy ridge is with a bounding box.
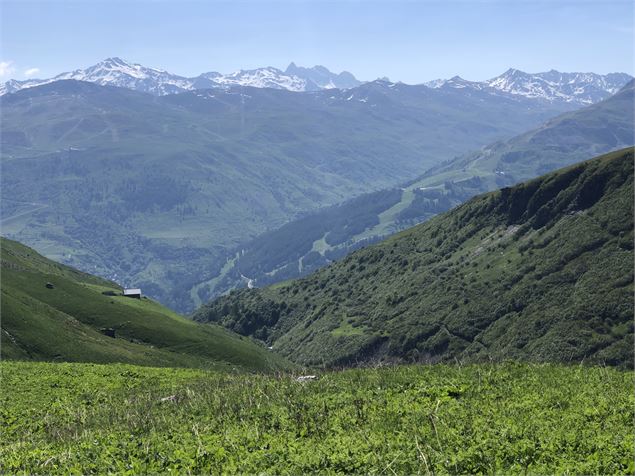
[0,237,292,372]
[1,361,632,474]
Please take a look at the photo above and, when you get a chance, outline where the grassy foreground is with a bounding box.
[1,362,633,474]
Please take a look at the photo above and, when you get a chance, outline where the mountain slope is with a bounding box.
[0,78,578,311]
[194,148,634,368]
[0,237,291,371]
[191,81,635,299]
[411,79,635,201]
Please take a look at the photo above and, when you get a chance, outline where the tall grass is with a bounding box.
[1,361,633,474]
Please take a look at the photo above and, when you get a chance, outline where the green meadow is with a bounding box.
[1,361,632,474]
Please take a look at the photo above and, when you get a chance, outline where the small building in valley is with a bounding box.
[123,288,142,299]
[100,327,116,338]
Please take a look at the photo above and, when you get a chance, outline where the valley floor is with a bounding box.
[1,361,632,474]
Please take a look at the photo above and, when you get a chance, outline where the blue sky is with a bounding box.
[1,0,633,83]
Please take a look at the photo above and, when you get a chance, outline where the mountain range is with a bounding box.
[193,80,635,300]
[0,74,584,311]
[0,57,362,96]
[1,57,631,105]
[194,148,634,368]
[426,69,631,105]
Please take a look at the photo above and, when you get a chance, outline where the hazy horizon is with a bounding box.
[1,0,633,84]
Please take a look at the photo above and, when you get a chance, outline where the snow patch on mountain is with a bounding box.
[209,67,307,91]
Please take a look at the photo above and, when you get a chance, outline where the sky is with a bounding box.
[1,0,633,83]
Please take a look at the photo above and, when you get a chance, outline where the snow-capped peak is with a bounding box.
[425,68,632,104]
[60,57,169,81]
[0,57,193,96]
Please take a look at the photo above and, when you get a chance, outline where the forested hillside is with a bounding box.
[195,148,634,368]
